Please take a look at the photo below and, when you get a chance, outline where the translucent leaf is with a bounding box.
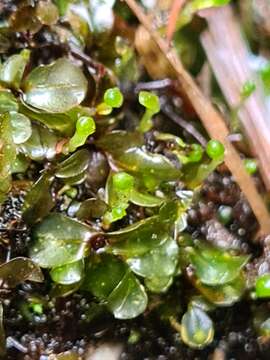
[30,213,93,268]
[103,172,134,225]
[83,254,127,299]
[145,276,173,293]
[84,254,147,319]
[107,270,147,319]
[0,90,18,113]
[50,282,81,298]
[105,216,169,257]
[129,189,164,207]
[50,260,84,285]
[181,305,214,349]
[0,257,44,287]
[0,49,30,89]
[22,171,55,225]
[96,131,181,184]
[126,237,178,279]
[20,123,58,161]
[9,112,32,144]
[23,58,88,113]
[194,274,246,306]
[20,102,75,136]
[55,149,90,179]
[188,243,249,286]
[76,198,108,220]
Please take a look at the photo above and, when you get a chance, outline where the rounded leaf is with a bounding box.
[181,306,214,349]
[50,260,84,285]
[0,257,44,288]
[9,112,32,144]
[107,271,148,319]
[256,274,270,298]
[30,213,93,268]
[23,58,88,113]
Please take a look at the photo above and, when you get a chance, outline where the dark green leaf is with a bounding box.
[129,189,164,207]
[96,131,181,184]
[107,270,147,319]
[126,237,178,278]
[76,198,108,220]
[145,276,173,293]
[0,114,16,203]
[83,255,147,319]
[195,274,246,306]
[83,254,127,299]
[55,149,90,179]
[105,216,169,257]
[20,102,75,136]
[22,171,55,225]
[23,58,88,113]
[30,213,93,268]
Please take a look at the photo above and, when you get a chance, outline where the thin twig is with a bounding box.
[124,0,270,234]
[134,79,173,92]
[166,0,186,44]
[161,101,207,146]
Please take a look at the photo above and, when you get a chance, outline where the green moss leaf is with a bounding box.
[188,243,249,286]
[50,260,84,285]
[97,131,181,184]
[0,49,30,89]
[23,58,88,113]
[127,237,178,279]
[20,123,58,161]
[181,305,214,349]
[9,111,32,144]
[30,213,93,268]
[55,149,90,179]
[194,274,246,306]
[107,270,147,319]
[22,171,55,225]
[0,90,18,113]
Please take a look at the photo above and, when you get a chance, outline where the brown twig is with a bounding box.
[166,0,186,44]
[161,101,207,146]
[124,0,270,234]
